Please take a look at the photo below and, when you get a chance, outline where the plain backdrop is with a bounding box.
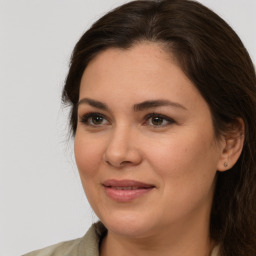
[1,0,255,255]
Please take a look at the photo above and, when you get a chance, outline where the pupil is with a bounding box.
[152,117,163,125]
[92,116,103,124]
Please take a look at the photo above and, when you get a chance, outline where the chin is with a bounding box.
[98,209,160,238]
[105,220,151,238]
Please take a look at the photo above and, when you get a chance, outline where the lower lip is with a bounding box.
[104,186,154,202]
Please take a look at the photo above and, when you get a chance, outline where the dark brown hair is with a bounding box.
[62,0,256,255]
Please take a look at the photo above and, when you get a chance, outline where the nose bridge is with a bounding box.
[104,123,141,167]
[110,123,130,150]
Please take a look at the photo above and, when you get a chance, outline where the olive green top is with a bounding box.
[23,222,107,256]
[23,222,219,256]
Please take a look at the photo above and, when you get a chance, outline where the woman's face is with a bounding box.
[75,42,225,238]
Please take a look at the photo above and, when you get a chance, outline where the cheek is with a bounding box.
[74,135,105,209]
[74,135,104,178]
[146,130,219,184]
[147,133,219,214]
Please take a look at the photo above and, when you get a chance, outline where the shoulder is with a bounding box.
[211,245,220,256]
[23,238,82,256]
[23,222,107,256]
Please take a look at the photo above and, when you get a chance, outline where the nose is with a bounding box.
[103,126,142,168]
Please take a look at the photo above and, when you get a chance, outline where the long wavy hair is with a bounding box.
[62,1,256,255]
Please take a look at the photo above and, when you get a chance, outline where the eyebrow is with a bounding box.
[78,98,108,110]
[133,99,187,112]
[77,98,187,112]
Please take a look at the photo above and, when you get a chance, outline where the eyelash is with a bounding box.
[79,112,109,126]
[144,113,175,127]
[79,112,175,128]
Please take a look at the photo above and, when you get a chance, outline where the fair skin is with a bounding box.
[74,42,242,256]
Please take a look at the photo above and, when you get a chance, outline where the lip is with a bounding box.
[102,179,155,202]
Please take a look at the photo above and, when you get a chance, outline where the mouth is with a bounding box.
[108,186,147,190]
[102,179,155,202]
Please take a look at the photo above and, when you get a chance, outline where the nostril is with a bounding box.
[105,160,111,166]
[103,144,142,167]
[105,160,132,167]
[120,161,132,165]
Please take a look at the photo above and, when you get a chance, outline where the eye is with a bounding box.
[144,113,175,127]
[79,113,109,126]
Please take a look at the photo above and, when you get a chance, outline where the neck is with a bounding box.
[100,215,214,256]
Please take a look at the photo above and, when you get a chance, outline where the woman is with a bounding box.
[24,0,256,255]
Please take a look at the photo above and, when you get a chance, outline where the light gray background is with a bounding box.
[1,1,255,255]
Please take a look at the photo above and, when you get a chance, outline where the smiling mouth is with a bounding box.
[102,179,155,202]
[108,186,148,190]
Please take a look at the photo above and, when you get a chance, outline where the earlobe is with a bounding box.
[217,118,245,172]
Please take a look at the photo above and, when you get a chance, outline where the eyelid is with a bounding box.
[79,112,110,126]
[79,112,175,128]
[143,113,175,126]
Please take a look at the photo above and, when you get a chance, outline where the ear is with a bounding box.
[217,118,245,172]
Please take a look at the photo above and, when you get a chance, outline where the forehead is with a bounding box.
[79,42,208,114]
[80,42,197,102]
[84,42,174,75]
[80,42,189,94]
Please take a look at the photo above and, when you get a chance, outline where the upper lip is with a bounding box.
[102,179,155,188]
